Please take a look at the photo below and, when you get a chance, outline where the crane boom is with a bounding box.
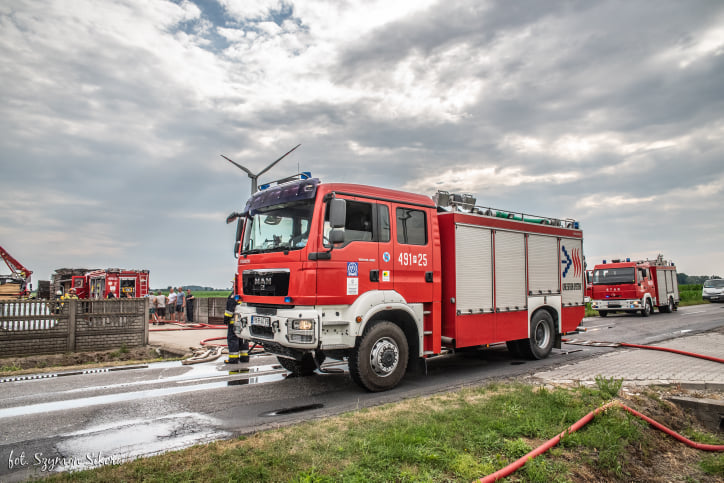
[0,245,32,280]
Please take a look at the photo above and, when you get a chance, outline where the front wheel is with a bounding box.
[519,310,555,360]
[665,297,674,313]
[640,299,652,317]
[349,321,409,392]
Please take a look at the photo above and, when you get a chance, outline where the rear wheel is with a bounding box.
[640,299,652,317]
[519,310,555,360]
[349,321,408,392]
[665,297,674,313]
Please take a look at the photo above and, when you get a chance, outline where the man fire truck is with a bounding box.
[227,175,585,391]
[590,255,679,317]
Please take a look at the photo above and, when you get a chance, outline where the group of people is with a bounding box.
[148,287,196,324]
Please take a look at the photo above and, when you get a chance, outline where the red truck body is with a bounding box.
[590,256,679,317]
[230,177,585,391]
[70,269,150,299]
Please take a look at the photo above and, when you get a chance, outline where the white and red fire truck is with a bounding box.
[590,255,679,317]
[227,176,585,391]
[70,269,150,299]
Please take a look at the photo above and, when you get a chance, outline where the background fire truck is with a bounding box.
[590,255,679,317]
[68,269,150,299]
[228,175,585,391]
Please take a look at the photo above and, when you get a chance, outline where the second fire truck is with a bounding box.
[590,255,679,317]
[69,269,150,299]
[228,175,586,391]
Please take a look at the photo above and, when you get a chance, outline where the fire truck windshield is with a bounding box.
[592,267,635,285]
[241,200,314,254]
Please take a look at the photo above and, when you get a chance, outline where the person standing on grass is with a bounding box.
[155,290,166,322]
[176,287,185,322]
[185,289,195,322]
[167,287,177,322]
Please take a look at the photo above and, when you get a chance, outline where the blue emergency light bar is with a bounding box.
[259,172,313,191]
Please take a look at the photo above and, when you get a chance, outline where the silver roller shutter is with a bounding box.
[494,230,526,310]
[455,224,493,313]
[528,234,559,295]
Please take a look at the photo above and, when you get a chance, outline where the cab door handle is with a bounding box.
[370,270,379,282]
[425,271,433,283]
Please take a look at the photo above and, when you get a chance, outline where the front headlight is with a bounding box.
[292,319,314,330]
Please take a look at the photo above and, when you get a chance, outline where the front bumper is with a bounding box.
[591,299,643,311]
[703,293,723,302]
[235,305,322,350]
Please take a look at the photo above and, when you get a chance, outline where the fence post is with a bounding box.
[67,299,77,351]
[144,297,149,344]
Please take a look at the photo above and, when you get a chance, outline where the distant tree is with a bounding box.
[677,272,688,285]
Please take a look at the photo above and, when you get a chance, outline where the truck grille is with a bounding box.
[250,325,275,339]
[242,270,290,297]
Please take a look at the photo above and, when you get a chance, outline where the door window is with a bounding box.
[324,200,375,246]
[396,207,427,245]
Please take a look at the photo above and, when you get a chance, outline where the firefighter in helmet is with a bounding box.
[224,293,249,364]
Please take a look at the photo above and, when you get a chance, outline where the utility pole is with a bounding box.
[221,144,301,193]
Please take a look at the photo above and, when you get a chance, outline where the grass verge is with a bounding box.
[43,380,723,482]
[0,346,181,377]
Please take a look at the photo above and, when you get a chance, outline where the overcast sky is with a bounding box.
[1,0,723,289]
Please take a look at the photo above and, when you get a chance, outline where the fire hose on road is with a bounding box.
[148,321,264,364]
[562,337,724,364]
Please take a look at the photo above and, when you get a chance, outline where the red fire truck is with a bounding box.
[227,176,585,391]
[70,269,150,299]
[589,255,679,317]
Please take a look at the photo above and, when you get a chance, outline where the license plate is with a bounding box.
[251,315,271,327]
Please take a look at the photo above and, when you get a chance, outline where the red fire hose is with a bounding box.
[562,337,724,364]
[479,400,724,483]
[617,342,724,364]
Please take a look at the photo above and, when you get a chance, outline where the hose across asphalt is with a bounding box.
[561,337,724,364]
[479,400,724,482]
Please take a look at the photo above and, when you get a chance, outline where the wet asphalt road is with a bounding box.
[1,304,722,481]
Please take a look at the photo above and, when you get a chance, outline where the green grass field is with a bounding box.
[47,380,723,482]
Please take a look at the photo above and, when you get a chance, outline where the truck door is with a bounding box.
[392,205,433,302]
[317,197,381,305]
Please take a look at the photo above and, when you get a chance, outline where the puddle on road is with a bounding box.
[227,373,288,385]
[53,412,230,473]
[261,403,324,417]
[0,370,286,420]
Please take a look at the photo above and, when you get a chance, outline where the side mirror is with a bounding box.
[329,229,345,244]
[329,198,346,228]
[234,218,244,257]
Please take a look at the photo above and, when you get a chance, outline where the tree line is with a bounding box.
[677,273,722,285]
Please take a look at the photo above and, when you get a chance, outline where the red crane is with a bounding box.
[0,244,33,298]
